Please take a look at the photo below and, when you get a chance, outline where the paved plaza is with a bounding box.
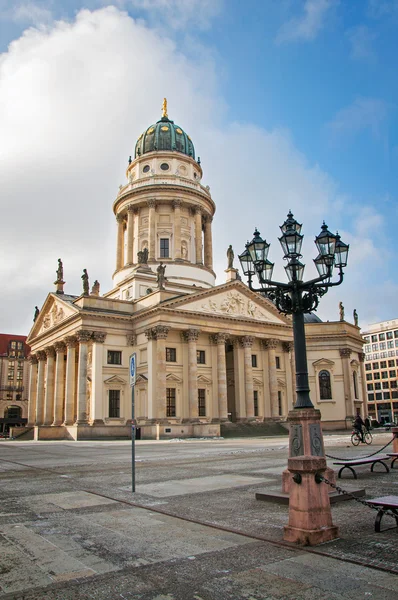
[0,432,397,599]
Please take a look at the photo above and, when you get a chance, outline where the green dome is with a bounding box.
[134,116,195,160]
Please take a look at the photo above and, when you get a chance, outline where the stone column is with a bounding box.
[359,352,368,415]
[146,326,169,419]
[76,330,92,424]
[340,347,354,422]
[203,215,213,270]
[283,342,294,414]
[232,338,246,419]
[211,333,228,420]
[116,214,124,270]
[64,336,77,425]
[126,205,135,265]
[266,339,279,416]
[35,351,46,425]
[241,336,254,419]
[53,342,66,425]
[173,200,182,260]
[148,199,156,261]
[194,206,203,264]
[183,329,200,420]
[91,332,107,424]
[43,347,55,425]
[260,340,270,417]
[27,355,38,426]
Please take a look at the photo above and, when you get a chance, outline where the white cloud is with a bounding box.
[0,1,53,26]
[0,6,391,335]
[367,0,398,19]
[327,97,389,141]
[120,0,223,30]
[276,0,335,44]
[346,25,376,62]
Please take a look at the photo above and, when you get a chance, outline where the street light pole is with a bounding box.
[239,212,349,545]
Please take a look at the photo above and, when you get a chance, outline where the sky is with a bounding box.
[0,0,397,336]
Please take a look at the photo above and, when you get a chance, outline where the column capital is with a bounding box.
[36,350,47,361]
[263,338,278,350]
[240,335,254,349]
[359,352,366,363]
[54,341,66,354]
[44,346,55,359]
[64,335,77,348]
[116,213,124,224]
[282,341,294,353]
[76,330,92,343]
[145,325,169,340]
[182,328,200,343]
[203,213,213,224]
[28,353,38,365]
[194,204,202,215]
[209,332,228,345]
[147,199,156,209]
[127,204,135,213]
[92,331,107,344]
[172,199,182,209]
[339,347,352,358]
[126,333,137,346]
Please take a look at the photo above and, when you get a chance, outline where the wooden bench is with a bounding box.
[387,452,398,468]
[333,455,390,479]
[367,495,398,532]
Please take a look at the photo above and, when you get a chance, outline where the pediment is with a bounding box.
[163,281,288,325]
[277,378,286,387]
[28,293,78,341]
[136,374,148,383]
[166,373,183,383]
[253,377,263,385]
[104,375,126,385]
[197,374,212,384]
[312,358,335,368]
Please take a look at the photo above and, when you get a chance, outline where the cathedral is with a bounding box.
[26,101,365,440]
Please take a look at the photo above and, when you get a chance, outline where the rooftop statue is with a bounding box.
[339,301,345,321]
[227,245,234,270]
[56,258,63,282]
[82,269,89,296]
[157,262,167,290]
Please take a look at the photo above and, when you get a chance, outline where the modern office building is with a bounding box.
[362,319,398,424]
[0,334,30,434]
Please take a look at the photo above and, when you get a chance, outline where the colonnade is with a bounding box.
[115,201,213,271]
[143,326,294,422]
[27,330,106,427]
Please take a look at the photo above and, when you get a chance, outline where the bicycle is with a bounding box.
[351,429,372,446]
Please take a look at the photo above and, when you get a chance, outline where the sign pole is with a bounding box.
[129,353,137,493]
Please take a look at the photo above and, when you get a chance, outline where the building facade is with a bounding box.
[0,334,30,434]
[26,103,365,440]
[362,319,398,424]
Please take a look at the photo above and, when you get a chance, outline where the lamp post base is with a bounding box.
[283,408,339,546]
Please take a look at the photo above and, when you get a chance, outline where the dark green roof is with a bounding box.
[134,117,195,159]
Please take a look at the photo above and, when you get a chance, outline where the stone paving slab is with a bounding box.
[133,474,267,497]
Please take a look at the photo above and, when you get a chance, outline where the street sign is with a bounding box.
[129,353,136,387]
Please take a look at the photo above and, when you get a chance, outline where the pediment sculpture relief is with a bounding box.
[201,291,265,319]
[42,304,65,331]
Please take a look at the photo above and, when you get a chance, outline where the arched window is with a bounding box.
[5,406,22,419]
[319,370,332,400]
[353,371,358,399]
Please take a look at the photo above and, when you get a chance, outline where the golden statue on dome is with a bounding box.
[162,97,168,119]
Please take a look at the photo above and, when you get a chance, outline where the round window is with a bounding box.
[143,165,150,173]
[160,163,169,171]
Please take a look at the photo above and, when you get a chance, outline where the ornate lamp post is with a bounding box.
[239,212,349,545]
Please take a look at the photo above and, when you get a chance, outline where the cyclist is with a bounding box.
[364,416,371,432]
[354,414,365,442]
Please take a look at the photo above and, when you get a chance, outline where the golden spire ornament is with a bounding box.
[162,97,168,118]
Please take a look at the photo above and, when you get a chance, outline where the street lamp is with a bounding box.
[239,212,350,546]
[239,212,349,409]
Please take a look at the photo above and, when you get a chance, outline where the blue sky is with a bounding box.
[0,0,397,333]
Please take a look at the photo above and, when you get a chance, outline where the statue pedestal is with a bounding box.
[225,268,238,282]
[283,408,339,546]
[54,280,65,294]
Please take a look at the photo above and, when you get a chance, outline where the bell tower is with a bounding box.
[107,100,216,301]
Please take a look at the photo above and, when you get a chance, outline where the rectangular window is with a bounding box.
[387,331,393,340]
[380,352,387,358]
[376,392,382,400]
[10,341,16,349]
[374,372,380,380]
[388,360,395,367]
[388,341,394,349]
[382,371,388,379]
[374,382,381,390]
[251,354,257,368]
[379,342,386,350]
[166,388,176,417]
[109,390,120,417]
[372,344,379,351]
[391,380,397,388]
[197,350,206,364]
[390,370,396,378]
[198,388,206,417]
[365,345,371,353]
[393,391,398,399]
[383,391,391,399]
[388,351,395,357]
[367,383,374,391]
[160,238,170,258]
[382,381,389,389]
[366,373,372,381]
[166,348,176,362]
[365,363,371,371]
[373,362,379,369]
[379,333,385,341]
[107,350,122,365]
[364,337,370,344]
[368,393,375,401]
[276,356,280,369]
[371,335,378,343]
[395,331,398,338]
[380,361,387,368]
[277,390,282,415]
[254,390,259,416]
